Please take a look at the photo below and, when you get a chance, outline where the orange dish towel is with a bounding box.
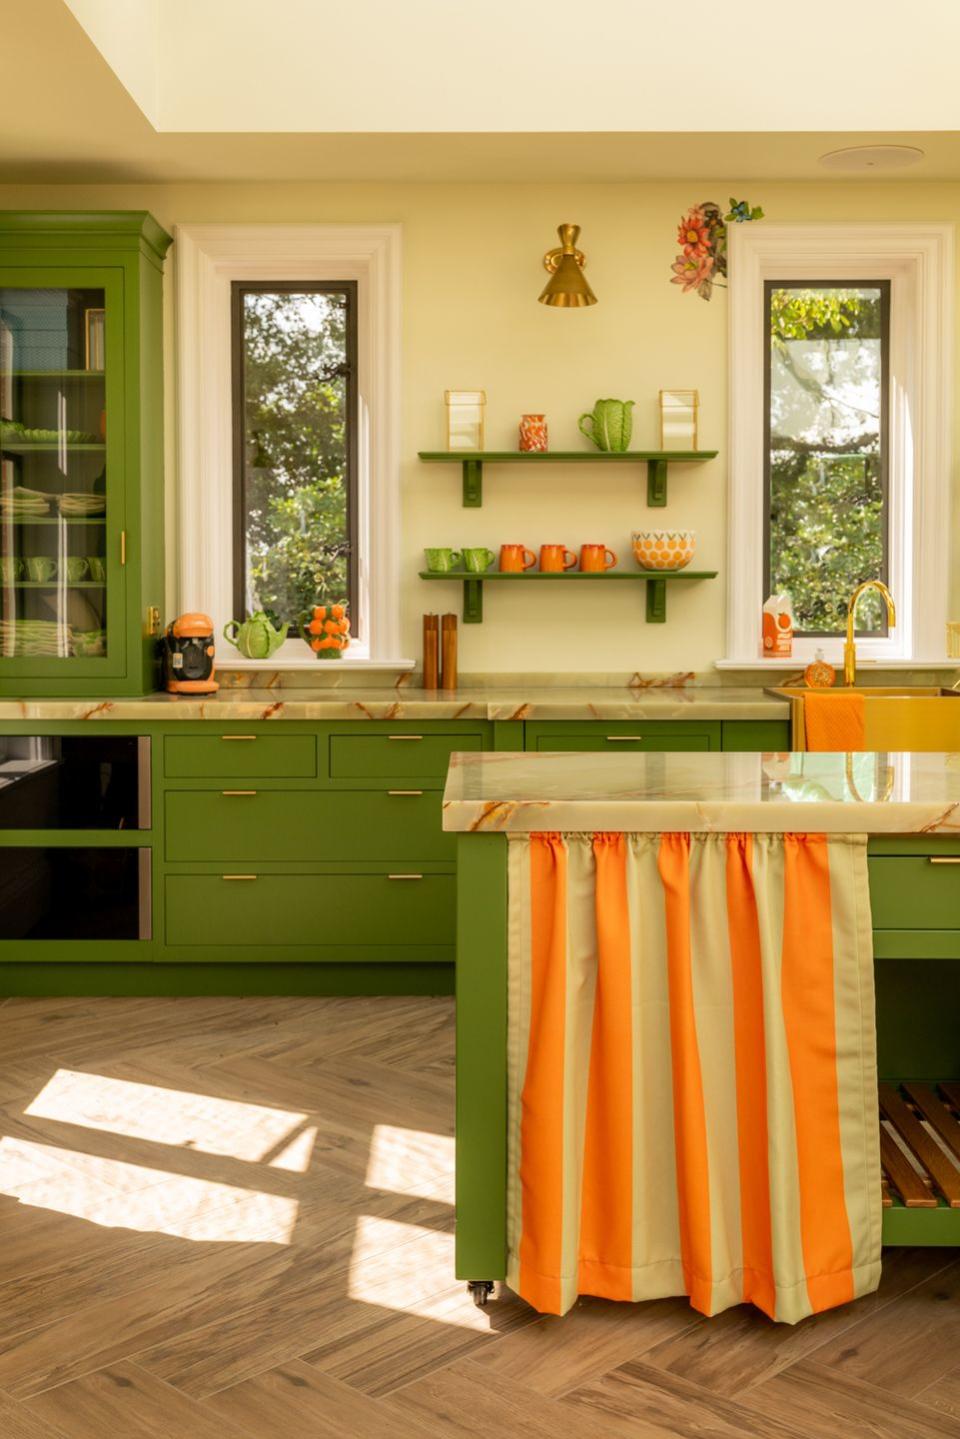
[803,691,866,751]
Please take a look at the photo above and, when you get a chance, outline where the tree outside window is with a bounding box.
[765,282,889,635]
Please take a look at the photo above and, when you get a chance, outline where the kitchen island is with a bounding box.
[444,749,960,1308]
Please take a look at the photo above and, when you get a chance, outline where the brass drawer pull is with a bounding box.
[387,734,423,741]
[388,789,424,796]
[222,874,257,881]
[606,735,645,742]
[388,873,423,880]
[928,857,960,865]
[221,734,257,741]
[222,789,257,796]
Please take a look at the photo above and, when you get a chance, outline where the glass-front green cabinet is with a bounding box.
[0,212,171,696]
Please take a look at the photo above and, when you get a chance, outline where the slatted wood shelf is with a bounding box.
[880,1080,960,1212]
[418,449,717,507]
[419,567,718,624]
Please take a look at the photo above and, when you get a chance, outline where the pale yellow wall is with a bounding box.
[0,179,957,672]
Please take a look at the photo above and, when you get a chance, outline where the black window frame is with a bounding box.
[763,278,891,637]
[230,280,359,630]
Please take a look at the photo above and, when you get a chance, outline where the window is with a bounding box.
[726,223,953,667]
[765,281,890,636]
[175,224,404,667]
[231,283,358,631]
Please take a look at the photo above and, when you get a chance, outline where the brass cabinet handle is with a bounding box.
[928,857,960,865]
[222,874,257,881]
[388,873,423,880]
[120,530,127,567]
[221,734,257,741]
[606,735,645,742]
[388,789,424,796]
[222,790,257,796]
[387,734,423,741]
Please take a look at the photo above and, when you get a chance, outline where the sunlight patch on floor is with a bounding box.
[365,1123,455,1198]
[25,1068,312,1167]
[0,1135,298,1242]
[349,1214,493,1329]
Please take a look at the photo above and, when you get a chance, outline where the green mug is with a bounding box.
[87,556,106,582]
[25,556,57,582]
[461,547,495,573]
[425,547,461,573]
[64,556,89,582]
[0,556,22,583]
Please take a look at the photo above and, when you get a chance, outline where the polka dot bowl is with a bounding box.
[631,530,697,571]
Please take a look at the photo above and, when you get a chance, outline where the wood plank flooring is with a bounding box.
[0,994,957,1438]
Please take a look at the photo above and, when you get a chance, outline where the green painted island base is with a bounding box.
[0,962,454,998]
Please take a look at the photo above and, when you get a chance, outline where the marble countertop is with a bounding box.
[0,686,789,722]
[443,750,960,834]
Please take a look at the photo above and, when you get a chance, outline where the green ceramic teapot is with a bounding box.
[223,611,289,659]
[578,398,635,453]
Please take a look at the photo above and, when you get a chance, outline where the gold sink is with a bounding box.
[768,686,960,751]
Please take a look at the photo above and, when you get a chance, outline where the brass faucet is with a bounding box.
[843,580,896,686]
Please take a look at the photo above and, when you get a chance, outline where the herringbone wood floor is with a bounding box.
[0,995,958,1438]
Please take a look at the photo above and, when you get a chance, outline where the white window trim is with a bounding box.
[175,222,409,668]
[723,221,953,669]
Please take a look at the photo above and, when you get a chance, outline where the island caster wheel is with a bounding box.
[467,1280,495,1308]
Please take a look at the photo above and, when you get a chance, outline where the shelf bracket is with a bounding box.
[645,577,667,623]
[463,578,484,623]
[647,458,668,507]
[463,459,483,508]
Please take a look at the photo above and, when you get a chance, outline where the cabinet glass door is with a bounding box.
[0,271,123,676]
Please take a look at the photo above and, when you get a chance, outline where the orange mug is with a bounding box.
[580,543,617,572]
[499,543,537,572]
[539,544,577,572]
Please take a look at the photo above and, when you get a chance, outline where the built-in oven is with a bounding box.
[0,735,150,830]
[0,846,151,940]
[0,735,152,941]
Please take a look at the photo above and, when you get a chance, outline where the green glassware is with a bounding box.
[578,398,635,452]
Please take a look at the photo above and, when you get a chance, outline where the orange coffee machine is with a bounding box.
[162,613,219,694]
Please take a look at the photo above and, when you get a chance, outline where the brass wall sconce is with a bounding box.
[538,223,597,308]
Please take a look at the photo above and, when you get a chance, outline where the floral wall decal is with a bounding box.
[671,198,765,300]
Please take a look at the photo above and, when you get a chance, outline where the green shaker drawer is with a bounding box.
[524,721,719,753]
[165,789,453,863]
[869,856,960,930]
[328,732,483,781]
[165,873,454,947]
[164,734,316,779]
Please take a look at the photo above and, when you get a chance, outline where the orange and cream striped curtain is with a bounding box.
[506,831,881,1325]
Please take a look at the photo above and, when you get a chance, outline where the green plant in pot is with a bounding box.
[578,398,635,452]
[223,611,289,659]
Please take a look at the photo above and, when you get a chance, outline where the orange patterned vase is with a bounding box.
[519,414,548,452]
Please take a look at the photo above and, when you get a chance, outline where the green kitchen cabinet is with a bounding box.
[524,720,721,752]
[166,873,455,954]
[165,788,454,863]
[0,212,171,696]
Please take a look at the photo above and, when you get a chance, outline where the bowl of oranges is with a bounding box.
[302,602,350,659]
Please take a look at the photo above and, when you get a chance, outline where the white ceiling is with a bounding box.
[1,0,959,182]
[63,0,960,134]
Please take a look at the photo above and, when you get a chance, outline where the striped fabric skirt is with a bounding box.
[506,831,882,1324]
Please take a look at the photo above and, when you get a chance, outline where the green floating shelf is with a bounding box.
[418,449,717,508]
[419,567,718,624]
[0,442,104,454]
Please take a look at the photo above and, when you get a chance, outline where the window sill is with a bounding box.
[222,656,415,672]
[715,658,956,671]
